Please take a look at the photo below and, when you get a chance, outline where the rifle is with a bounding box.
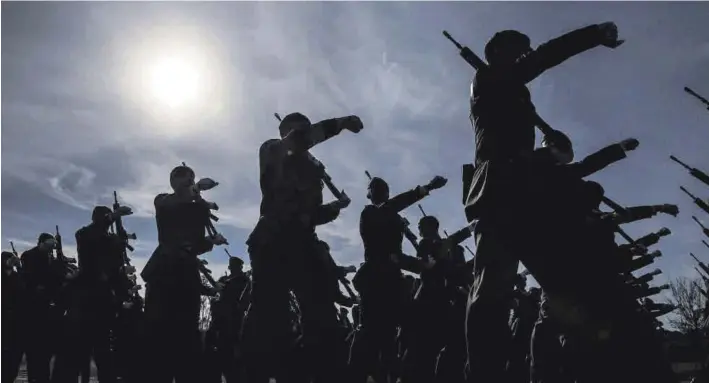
[692,216,709,238]
[8,241,22,271]
[690,253,709,276]
[113,191,137,269]
[684,86,709,111]
[441,30,554,136]
[703,240,709,250]
[670,155,709,187]
[365,170,420,251]
[54,225,75,265]
[680,187,709,215]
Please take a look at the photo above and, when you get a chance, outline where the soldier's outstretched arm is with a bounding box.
[386,176,448,213]
[511,23,621,85]
[280,116,363,157]
[567,139,637,178]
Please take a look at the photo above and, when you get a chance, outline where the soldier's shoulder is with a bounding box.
[75,225,91,236]
[260,139,281,152]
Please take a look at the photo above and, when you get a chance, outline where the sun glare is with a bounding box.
[149,57,200,109]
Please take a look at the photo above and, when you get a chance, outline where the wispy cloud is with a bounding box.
[2,2,709,308]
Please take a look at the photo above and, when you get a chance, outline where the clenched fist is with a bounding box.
[340,116,363,134]
[599,22,624,48]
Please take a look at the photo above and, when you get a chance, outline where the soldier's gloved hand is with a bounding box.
[598,22,624,48]
[426,176,448,191]
[209,233,228,246]
[340,116,363,133]
[9,255,22,268]
[196,178,219,191]
[332,192,352,210]
[658,204,679,217]
[125,265,137,275]
[657,227,671,237]
[620,138,639,152]
[112,206,134,218]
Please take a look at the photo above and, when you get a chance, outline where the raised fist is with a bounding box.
[427,176,448,191]
[196,178,219,191]
[340,116,363,134]
[620,138,639,152]
[659,204,679,217]
[599,22,624,48]
[657,227,671,237]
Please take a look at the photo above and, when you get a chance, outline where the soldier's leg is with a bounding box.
[92,317,116,383]
[530,317,565,383]
[2,321,24,383]
[465,222,520,383]
[242,243,294,383]
[291,243,342,383]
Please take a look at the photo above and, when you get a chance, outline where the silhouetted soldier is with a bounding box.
[242,112,362,383]
[21,233,64,383]
[58,205,133,383]
[141,165,225,383]
[402,216,473,383]
[2,250,26,383]
[350,174,447,383]
[464,22,624,382]
[212,256,250,383]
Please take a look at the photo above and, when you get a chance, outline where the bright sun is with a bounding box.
[149,57,201,109]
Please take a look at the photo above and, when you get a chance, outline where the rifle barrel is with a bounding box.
[669,155,692,171]
[680,186,697,200]
[684,87,709,106]
[418,204,427,217]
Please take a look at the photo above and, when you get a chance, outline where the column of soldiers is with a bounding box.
[3,20,709,383]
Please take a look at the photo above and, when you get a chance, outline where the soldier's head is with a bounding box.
[542,130,574,164]
[279,113,311,138]
[484,30,532,67]
[37,233,56,252]
[418,216,439,238]
[367,177,389,204]
[92,205,114,227]
[228,256,244,274]
[170,165,196,194]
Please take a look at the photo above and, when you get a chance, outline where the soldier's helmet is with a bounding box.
[229,256,244,270]
[484,30,531,66]
[170,165,195,191]
[278,112,311,138]
[367,177,389,200]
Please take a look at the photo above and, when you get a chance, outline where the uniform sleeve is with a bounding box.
[259,139,282,177]
[508,24,604,85]
[385,187,427,213]
[566,143,627,178]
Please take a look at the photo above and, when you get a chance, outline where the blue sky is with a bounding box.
[2,2,709,294]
